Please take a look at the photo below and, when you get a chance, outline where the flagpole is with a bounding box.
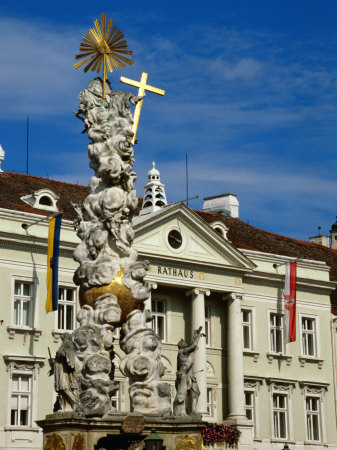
[22,211,63,230]
[273,257,303,269]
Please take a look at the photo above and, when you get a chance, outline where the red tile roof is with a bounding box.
[0,171,142,220]
[0,171,88,220]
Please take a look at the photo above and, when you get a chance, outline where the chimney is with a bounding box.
[309,226,330,247]
[203,193,239,218]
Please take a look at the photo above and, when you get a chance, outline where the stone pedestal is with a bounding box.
[37,413,204,450]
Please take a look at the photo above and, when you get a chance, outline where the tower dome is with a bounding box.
[331,216,337,232]
[147,161,160,179]
[140,162,167,215]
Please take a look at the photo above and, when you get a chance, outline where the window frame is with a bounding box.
[268,381,294,443]
[151,298,167,342]
[205,384,217,421]
[206,387,215,418]
[56,285,77,332]
[305,395,322,442]
[241,308,253,350]
[300,383,327,445]
[110,381,120,411]
[11,276,38,330]
[300,314,319,359]
[244,389,255,422]
[269,312,284,354]
[205,303,212,347]
[10,374,32,427]
[4,355,44,431]
[272,392,288,440]
[244,377,262,439]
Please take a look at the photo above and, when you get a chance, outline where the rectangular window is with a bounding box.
[244,390,254,421]
[273,393,288,439]
[10,375,32,426]
[270,313,283,353]
[242,309,252,350]
[111,383,120,410]
[57,287,76,331]
[306,396,321,441]
[206,388,214,417]
[14,281,32,327]
[151,299,166,341]
[205,305,211,347]
[302,317,317,357]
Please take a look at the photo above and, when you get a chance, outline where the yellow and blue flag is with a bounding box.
[45,214,62,312]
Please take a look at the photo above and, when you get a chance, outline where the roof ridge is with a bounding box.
[194,208,337,255]
[3,171,88,189]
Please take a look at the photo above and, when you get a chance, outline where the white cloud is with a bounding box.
[0,16,88,117]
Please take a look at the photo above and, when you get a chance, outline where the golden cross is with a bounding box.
[120,72,165,144]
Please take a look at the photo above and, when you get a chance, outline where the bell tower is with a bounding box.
[140,162,167,215]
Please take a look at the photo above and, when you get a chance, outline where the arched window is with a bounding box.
[214,227,224,237]
[39,195,53,206]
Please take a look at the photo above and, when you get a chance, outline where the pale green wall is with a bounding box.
[1,209,337,449]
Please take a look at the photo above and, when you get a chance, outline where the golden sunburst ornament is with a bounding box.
[74,13,134,100]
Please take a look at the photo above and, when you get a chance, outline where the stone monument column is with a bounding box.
[143,282,157,314]
[224,293,246,420]
[186,288,210,415]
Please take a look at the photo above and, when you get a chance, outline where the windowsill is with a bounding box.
[267,352,292,365]
[243,350,260,362]
[4,426,40,432]
[7,326,42,341]
[204,416,217,423]
[271,438,295,443]
[304,441,326,446]
[299,356,324,369]
[52,329,74,343]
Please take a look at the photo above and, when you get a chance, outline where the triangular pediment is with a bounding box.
[133,203,256,271]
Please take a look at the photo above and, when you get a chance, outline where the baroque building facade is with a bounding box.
[0,168,337,449]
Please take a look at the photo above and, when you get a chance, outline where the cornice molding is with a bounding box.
[0,207,74,229]
[244,271,336,292]
[241,249,329,270]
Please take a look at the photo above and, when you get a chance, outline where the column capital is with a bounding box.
[186,288,199,297]
[186,288,210,297]
[222,292,244,302]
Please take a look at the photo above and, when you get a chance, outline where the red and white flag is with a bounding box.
[284,262,297,343]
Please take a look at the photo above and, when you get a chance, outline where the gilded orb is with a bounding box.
[79,268,141,323]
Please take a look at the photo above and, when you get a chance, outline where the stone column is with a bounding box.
[186,288,210,415]
[224,293,246,420]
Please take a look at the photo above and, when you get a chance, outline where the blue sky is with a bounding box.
[1,1,337,240]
